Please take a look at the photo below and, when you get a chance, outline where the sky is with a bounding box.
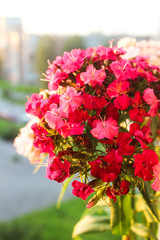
[0,0,160,37]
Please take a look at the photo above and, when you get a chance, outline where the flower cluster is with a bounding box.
[14,44,160,207]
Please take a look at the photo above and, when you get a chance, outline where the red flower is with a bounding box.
[72,180,94,200]
[82,93,108,110]
[31,123,55,153]
[107,80,130,98]
[129,92,148,123]
[133,150,158,181]
[114,94,131,110]
[46,154,71,183]
[89,150,122,182]
[129,123,153,149]
[106,180,130,202]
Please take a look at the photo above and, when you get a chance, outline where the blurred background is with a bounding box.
[0,0,160,239]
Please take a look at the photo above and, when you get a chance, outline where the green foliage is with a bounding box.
[0,119,23,141]
[0,199,117,240]
[110,195,133,236]
[35,35,57,76]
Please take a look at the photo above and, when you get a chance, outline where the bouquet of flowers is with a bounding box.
[14,42,160,239]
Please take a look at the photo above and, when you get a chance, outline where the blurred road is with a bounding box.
[0,139,72,222]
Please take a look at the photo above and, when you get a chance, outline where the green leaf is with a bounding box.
[72,215,110,238]
[139,182,160,222]
[110,195,133,236]
[56,176,74,209]
[131,223,158,240]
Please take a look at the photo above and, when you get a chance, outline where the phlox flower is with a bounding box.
[106,180,130,202]
[114,94,131,110]
[59,86,83,115]
[25,93,44,118]
[46,154,71,183]
[61,49,86,73]
[48,69,68,91]
[107,80,130,98]
[58,122,84,138]
[110,59,138,81]
[90,118,119,140]
[143,88,159,117]
[133,150,158,181]
[151,162,160,191]
[45,103,65,130]
[129,123,153,149]
[80,64,106,87]
[82,93,108,110]
[31,123,55,153]
[89,149,122,183]
[129,91,148,123]
[72,180,94,200]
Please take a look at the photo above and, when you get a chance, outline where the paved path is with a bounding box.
[0,139,72,222]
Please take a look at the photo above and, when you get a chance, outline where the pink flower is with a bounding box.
[143,88,159,117]
[107,80,130,98]
[48,69,68,91]
[61,49,86,73]
[110,59,138,80]
[114,94,131,110]
[45,103,65,130]
[25,94,44,118]
[151,162,160,191]
[46,154,71,183]
[72,180,94,200]
[90,118,119,140]
[80,64,106,87]
[60,86,83,115]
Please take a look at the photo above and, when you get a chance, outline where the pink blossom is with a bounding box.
[61,49,86,73]
[90,118,119,140]
[25,94,44,118]
[151,162,160,191]
[48,69,68,91]
[107,80,130,98]
[59,86,83,115]
[80,64,106,87]
[143,88,159,116]
[45,103,65,130]
[110,59,138,80]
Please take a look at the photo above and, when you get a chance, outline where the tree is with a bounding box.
[62,35,85,52]
[35,35,57,77]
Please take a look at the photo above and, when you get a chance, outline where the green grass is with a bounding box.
[0,79,40,93]
[0,198,121,240]
[0,119,23,141]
